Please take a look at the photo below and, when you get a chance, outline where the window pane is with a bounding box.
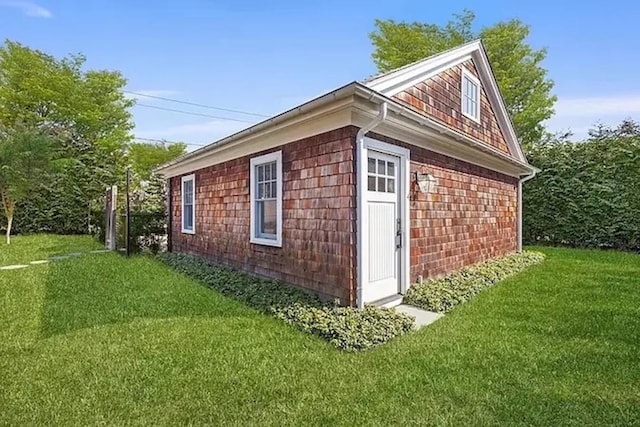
[271,162,277,180]
[257,165,264,182]
[377,159,385,174]
[387,162,395,177]
[387,178,395,193]
[183,204,193,230]
[264,163,271,180]
[270,182,277,199]
[368,175,376,191]
[368,157,376,173]
[183,180,193,202]
[378,177,385,192]
[257,200,276,238]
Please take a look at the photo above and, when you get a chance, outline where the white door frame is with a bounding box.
[357,137,410,307]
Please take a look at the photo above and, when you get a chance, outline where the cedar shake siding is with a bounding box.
[170,126,358,305]
[393,59,511,155]
[369,132,518,282]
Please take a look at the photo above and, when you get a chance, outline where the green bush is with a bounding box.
[524,121,640,251]
[117,210,167,254]
[274,304,414,352]
[404,251,545,313]
[158,252,414,351]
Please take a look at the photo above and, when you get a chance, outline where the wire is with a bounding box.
[134,103,258,123]
[125,90,269,118]
[134,137,208,147]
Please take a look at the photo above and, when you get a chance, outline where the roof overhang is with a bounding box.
[156,81,536,179]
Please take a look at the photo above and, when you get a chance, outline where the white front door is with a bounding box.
[364,150,401,302]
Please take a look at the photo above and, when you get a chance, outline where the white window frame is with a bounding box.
[249,151,283,247]
[181,174,196,234]
[461,67,481,123]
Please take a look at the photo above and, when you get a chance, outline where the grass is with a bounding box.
[0,234,102,265]
[1,237,639,426]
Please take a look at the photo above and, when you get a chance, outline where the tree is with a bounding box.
[127,141,187,212]
[369,10,557,147]
[128,141,187,181]
[0,126,53,243]
[0,39,134,234]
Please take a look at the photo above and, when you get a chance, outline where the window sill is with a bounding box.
[181,229,196,235]
[250,237,282,248]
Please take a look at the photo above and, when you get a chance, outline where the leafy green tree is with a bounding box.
[369,10,556,147]
[127,141,187,212]
[128,141,187,181]
[0,126,53,243]
[0,39,134,234]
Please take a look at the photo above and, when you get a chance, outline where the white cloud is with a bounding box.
[547,94,640,140]
[0,1,52,18]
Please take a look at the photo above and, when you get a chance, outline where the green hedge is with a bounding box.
[158,253,414,351]
[404,251,545,313]
[524,126,640,250]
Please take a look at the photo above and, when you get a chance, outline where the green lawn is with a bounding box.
[0,234,102,265]
[1,236,639,426]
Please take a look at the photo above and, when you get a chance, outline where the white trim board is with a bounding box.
[461,66,481,123]
[358,137,411,304]
[181,174,196,234]
[249,151,283,247]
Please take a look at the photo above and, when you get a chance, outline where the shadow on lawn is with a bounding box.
[39,254,253,337]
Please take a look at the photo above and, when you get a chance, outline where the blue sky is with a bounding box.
[1,0,639,150]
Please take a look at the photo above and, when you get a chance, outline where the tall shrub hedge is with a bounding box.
[524,122,640,250]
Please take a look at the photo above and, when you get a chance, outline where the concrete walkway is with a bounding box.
[396,304,443,329]
[0,249,110,271]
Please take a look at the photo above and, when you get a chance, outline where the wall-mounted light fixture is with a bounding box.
[414,171,438,194]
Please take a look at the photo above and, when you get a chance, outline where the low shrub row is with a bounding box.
[157,252,414,351]
[274,304,414,351]
[404,251,545,313]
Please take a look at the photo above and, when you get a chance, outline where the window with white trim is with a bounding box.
[250,151,282,247]
[181,174,195,234]
[461,68,480,122]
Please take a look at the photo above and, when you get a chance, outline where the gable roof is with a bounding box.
[156,41,535,178]
[364,40,526,163]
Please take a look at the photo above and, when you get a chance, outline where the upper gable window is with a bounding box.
[461,68,480,122]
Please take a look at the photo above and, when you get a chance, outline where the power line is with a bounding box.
[135,103,258,123]
[134,136,208,147]
[125,90,269,118]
